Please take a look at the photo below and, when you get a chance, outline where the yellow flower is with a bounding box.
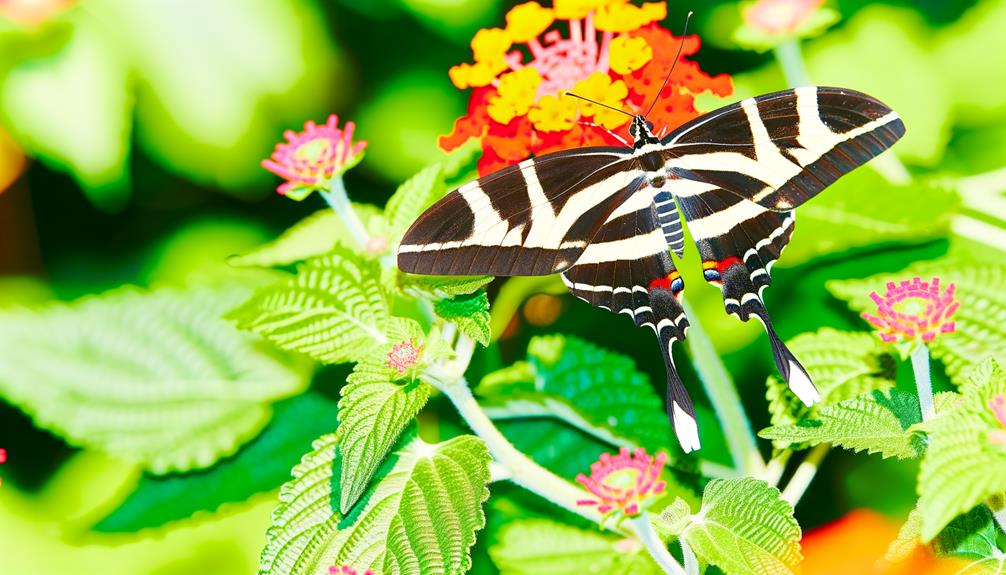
[529,94,579,131]
[553,0,609,20]
[571,72,630,129]
[487,67,542,124]
[609,35,653,74]
[472,27,512,63]
[595,2,666,33]
[505,2,555,43]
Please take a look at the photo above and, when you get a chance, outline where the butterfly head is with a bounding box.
[628,116,659,148]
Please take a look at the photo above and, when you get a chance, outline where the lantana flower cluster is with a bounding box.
[262,114,367,200]
[440,0,733,175]
[576,447,667,521]
[989,395,1006,447]
[861,276,959,354]
[328,566,373,575]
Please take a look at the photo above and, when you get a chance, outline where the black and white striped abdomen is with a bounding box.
[653,188,685,258]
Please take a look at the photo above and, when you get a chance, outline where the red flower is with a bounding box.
[262,114,366,200]
[328,567,374,575]
[576,447,667,519]
[440,1,733,176]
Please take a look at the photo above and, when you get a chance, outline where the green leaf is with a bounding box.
[886,508,923,563]
[918,360,1006,541]
[337,351,433,513]
[828,260,1006,384]
[934,506,1001,561]
[93,391,340,531]
[0,286,308,474]
[489,518,662,575]
[397,273,494,300]
[497,418,610,481]
[765,329,896,441]
[675,479,802,575]
[760,388,925,459]
[259,434,491,575]
[477,335,674,455]
[229,204,387,268]
[435,290,492,346]
[229,246,389,364]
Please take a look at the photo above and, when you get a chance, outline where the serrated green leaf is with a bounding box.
[94,391,340,532]
[397,273,494,300]
[478,334,674,455]
[918,359,1006,540]
[338,358,432,514]
[761,388,925,459]
[680,479,802,575]
[259,434,491,575]
[764,329,897,446]
[0,285,307,474]
[935,506,1001,561]
[229,204,386,268]
[886,508,923,563]
[229,246,389,364]
[436,290,492,346]
[828,261,1006,384]
[489,518,662,575]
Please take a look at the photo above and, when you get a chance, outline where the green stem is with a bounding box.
[320,177,370,250]
[681,538,699,575]
[910,344,935,422]
[780,443,829,506]
[629,515,687,575]
[773,40,811,88]
[681,299,763,476]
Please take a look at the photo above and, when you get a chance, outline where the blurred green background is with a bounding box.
[1,0,1005,573]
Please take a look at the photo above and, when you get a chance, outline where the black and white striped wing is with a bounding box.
[398,148,639,276]
[663,86,905,211]
[560,190,699,451]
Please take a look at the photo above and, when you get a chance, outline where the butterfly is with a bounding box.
[397,84,904,452]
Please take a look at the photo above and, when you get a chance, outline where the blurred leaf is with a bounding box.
[828,260,1006,385]
[489,518,661,575]
[668,478,802,575]
[935,0,1006,125]
[918,359,1006,541]
[93,391,340,532]
[398,273,493,299]
[0,9,131,208]
[394,0,501,42]
[760,388,925,459]
[229,246,389,364]
[886,508,924,563]
[229,204,386,269]
[496,417,609,481]
[436,290,492,346]
[259,433,490,575]
[781,170,959,267]
[478,334,674,456]
[0,285,308,474]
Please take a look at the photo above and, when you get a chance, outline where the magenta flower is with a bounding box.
[743,0,824,36]
[861,276,959,346]
[576,447,667,519]
[386,340,422,374]
[328,567,373,575]
[262,114,366,200]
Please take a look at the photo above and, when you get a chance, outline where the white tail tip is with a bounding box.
[672,401,701,453]
[787,361,821,406]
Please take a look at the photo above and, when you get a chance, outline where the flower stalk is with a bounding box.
[773,39,811,87]
[320,178,370,251]
[780,443,829,506]
[909,344,935,422]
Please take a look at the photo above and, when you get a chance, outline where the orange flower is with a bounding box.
[440,1,733,175]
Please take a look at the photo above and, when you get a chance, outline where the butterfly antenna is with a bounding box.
[564,92,635,119]
[644,11,693,119]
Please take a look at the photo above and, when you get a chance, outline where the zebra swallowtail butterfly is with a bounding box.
[397,85,905,452]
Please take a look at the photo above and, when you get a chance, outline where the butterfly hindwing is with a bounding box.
[561,192,699,452]
[398,148,639,276]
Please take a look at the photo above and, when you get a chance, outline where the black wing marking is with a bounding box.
[397,147,641,276]
[663,86,905,212]
[561,193,699,452]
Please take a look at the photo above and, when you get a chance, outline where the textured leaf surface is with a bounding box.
[0,286,307,474]
[230,246,389,364]
[94,391,340,531]
[259,434,491,575]
[435,290,492,346]
[229,204,386,268]
[829,261,1006,384]
[489,519,661,575]
[478,335,673,454]
[679,479,802,575]
[760,388,924,459]
[918,360,1006,540]
[397,273,494,300]
[764,329,897,445]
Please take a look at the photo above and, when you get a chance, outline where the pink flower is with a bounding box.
[743,0,824,36]
[262,114,367,200]
[990,395,1006,447]
[861,276,959,345]
[0,0,74,26]
[328,567,373,575]
[576,447,667,518]
[386,340,422,374]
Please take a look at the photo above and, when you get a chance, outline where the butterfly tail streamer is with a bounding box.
[762,316,820,406]
[657,329,701,453]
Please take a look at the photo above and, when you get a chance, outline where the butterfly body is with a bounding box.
[398,86,905,452]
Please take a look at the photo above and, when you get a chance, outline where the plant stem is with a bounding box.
[773,40,811,87]
[681,299,763,476]
[681,538,699,575]
[994,506,1006,536]
[781,443,829,506]
[761,451,792,487]
[910,344,935,422]
[629,515,687,575]
[320,177,370,250]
